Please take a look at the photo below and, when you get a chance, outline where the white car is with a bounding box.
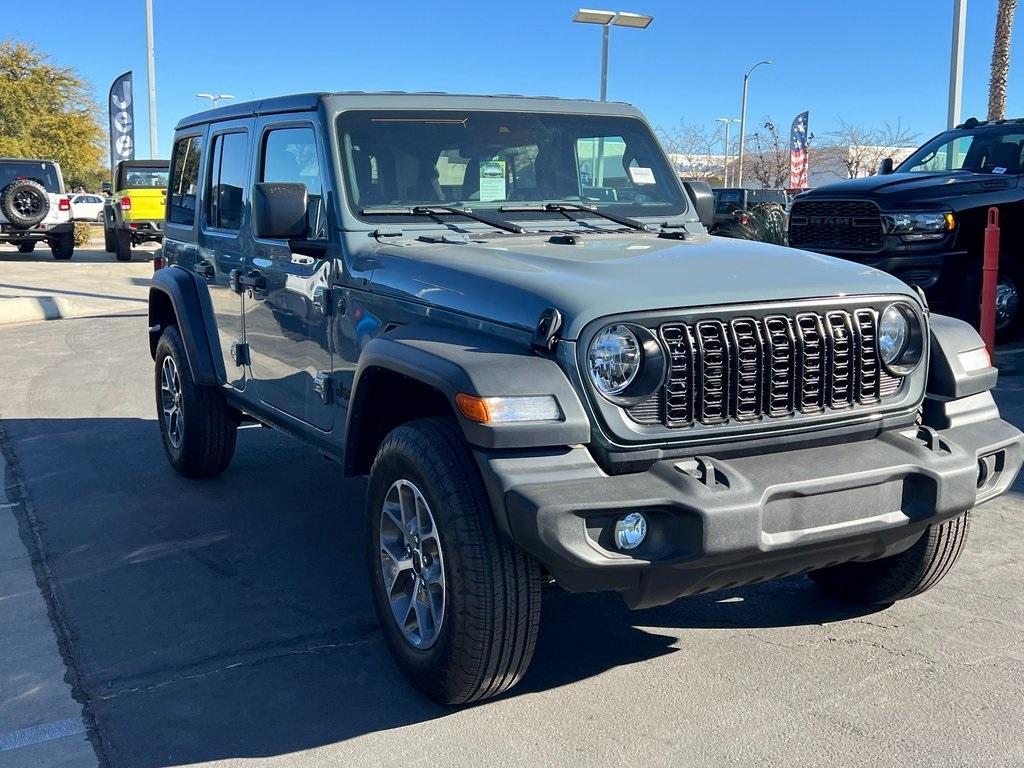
[70,193,105,221]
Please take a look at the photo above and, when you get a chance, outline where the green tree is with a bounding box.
[0,40,106,190]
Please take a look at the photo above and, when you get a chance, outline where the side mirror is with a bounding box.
[252,182,308,240]
[100,182,112,194]
[682,180,715,229]
[878,157,894,175]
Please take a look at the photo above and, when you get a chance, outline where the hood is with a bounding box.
[803,170,1019,207]
[361,232,915,339]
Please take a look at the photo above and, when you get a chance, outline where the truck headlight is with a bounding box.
[881,211,954,241]
[879,303,924,375]
[586,323,666,404]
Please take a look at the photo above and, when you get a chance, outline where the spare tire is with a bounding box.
[0,179,50,228]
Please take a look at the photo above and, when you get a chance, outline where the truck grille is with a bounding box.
[629,308,902,428]
[788,199,883,252]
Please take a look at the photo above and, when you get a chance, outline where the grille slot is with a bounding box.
[788,199,884,252]
[641,305,908,428]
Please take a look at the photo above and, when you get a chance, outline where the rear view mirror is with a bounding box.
[252,182,308,240]
[682,180,715,229]
[878,157,894,175]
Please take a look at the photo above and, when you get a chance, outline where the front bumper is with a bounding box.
[477,391,1022,609]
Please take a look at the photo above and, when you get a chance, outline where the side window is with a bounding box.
[261,127,324,238]
[169,135,203,225]
[207,132,248,231]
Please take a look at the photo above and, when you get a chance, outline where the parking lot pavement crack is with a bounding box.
[94,637,378,702]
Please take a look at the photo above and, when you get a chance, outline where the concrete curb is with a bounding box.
[0,296,144,326]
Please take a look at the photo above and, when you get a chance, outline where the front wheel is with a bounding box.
[366,418,542,705]
[809,512,970,605]
[115,228,132,261]
[17,241,36,254]
[154,325,239,478]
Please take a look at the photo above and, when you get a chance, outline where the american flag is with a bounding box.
[790,111,810,189]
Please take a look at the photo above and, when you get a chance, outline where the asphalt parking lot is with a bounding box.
[1,246,1023,767]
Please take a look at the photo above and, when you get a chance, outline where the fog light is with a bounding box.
[614,512,647,551]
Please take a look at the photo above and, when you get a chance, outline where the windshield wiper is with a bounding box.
[360,205,526,234]
[499,202,649,232]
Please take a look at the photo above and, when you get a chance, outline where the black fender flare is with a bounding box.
[926,313,998,400]
[345,323,591,461]
[148,266,221,386]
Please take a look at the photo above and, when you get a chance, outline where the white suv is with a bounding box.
[0,158,76,259]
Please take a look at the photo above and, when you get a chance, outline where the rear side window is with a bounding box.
[168,135,203,225]
[207,132,248,230]
[261,126,324,237]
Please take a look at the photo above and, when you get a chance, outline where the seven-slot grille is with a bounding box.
[629,307,902,428]
[788,199,884,252]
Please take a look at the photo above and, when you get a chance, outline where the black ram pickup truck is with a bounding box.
[788,117,1024,340]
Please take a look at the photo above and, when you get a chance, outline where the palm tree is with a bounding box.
[989,0,1018,120]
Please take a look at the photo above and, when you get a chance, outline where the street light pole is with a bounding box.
[145,0,158,158]
[948,0,967,129]
[736,59,772,188]
[600,23,610,101]
[715,117,739,186]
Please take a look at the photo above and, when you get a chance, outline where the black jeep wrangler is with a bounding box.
[789,118,1024,339]
[149,93,1022,705]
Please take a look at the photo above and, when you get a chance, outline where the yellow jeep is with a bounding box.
[103,160,169,261]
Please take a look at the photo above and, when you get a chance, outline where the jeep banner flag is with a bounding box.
[789,111,810,190]
[108,71,136,178]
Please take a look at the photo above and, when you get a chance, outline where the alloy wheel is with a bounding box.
[995,275,1020,331]
[160,356,184,449]
[378,479,446,649]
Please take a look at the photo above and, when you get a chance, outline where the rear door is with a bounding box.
[242,118,334,431]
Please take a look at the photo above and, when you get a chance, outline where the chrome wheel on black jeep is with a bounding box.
[996,273,1020,332]
[378,479,446,649]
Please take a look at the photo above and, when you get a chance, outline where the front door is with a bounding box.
[243,120,334,431]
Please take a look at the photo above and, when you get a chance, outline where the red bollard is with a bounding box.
[981,207,1000,355]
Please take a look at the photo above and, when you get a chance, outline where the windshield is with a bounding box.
[337,110,686,224]
[118,165,169,189]
[899,126,1024,174]
[0,160,61,193]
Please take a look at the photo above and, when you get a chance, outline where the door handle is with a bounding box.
[195,259,215,279]
[229,268,267,293]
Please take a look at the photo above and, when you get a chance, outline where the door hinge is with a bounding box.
[230,341,250,367]
[313,286,332,316]
[313,371,333,403]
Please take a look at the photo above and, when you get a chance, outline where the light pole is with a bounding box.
[736,59,773,188]
[196,93,235,109]
[145,0,157,158]
[948,0,967,129]
[572,9,654,101]
[715,117,740,186]
[573,9,653,186]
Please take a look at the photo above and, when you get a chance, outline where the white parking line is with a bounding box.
[0,718,86,753]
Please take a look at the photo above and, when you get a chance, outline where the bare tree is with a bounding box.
[819,119,919,179]
[746,120,790,188]
[657,121,724,181]
[989,0,1018,120]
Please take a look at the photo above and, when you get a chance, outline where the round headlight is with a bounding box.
[878,303,924,375]
[587,324,641,395]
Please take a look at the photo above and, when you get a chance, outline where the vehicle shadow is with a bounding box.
[0,245,158,264]
[0,415,880,767]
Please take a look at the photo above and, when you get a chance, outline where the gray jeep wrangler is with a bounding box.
[149,92,1023,705]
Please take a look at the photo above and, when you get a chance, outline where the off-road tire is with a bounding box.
[16,241,36,254]
[366,418,542,705]
[115,228,132,262]
[0,179,50,228]
[103,221,115,252]
[154,325,239,478]
[809,512,970,605]
[51,234,74,260]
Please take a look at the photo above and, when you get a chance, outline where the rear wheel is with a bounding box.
[154,325,239,478]
[50,234,74,260]
[16,241,36,254]
[115,228,132,262]
[809,512,970,605]
[366,418,542,705]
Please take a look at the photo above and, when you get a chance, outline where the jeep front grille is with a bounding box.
[629,308,902,428]
[788,199,883,252]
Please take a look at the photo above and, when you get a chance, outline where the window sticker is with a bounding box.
[629,166,656,185]
[479,159,507,201]
[993,166,1007,174]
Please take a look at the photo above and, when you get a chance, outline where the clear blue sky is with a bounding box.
[8,0,1022,157]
